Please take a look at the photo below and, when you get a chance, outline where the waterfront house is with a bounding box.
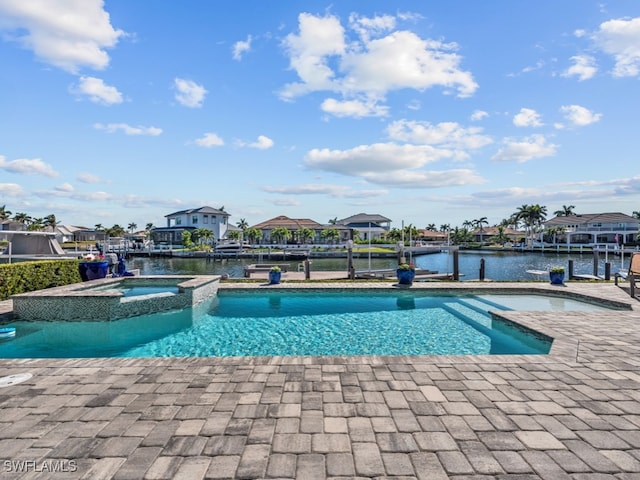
[543,212,638,246]
[336,213,391,241]
[471,226,523,244]
[250,216,326,244]
[152,206,230,246]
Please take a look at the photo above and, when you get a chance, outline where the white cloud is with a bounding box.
[248,135,274,150]
[386,120,493,151]
[263,184,349,195]
[77,172,102,183]
[0,0,124,73]
[348,13,396,42]
[0,155,58,177]
[0,183,25,196]
[55,182,74,192]
[174,78,207,108]
[362,169,485,188]
[491,135,557,163]
[513,108,543,127]
[232,35,252,61]
[321,98,389,118]
[470,110,488,121]
[94,123,162,136]
[280,13,477,116]
[280,13,346,98]
[195,133,224,147]
[305,143,450,177]
[562,55,597,81]
[263,183,389,198]
[560,104,602,126]
[592,16,640,77]
[72,76,123,104]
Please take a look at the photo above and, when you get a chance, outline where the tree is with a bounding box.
[514,204,547,245]
[386,228,402,242]
[13,212,31,225]
[145,222,154,231]
[0,205,11,221]
[128,222,137,233]
[328,217,338,225]
[632,211,640,220]
[106,224,126,237]
[181,230,193,248]
[27,217,44,231]
[554,205,576,217]
[270,227,291,244]
[490,225,510,246]
[295,227,314,244]
[44,214,58,231]
[236,218,249,230]
[425,223,436,231]
[244,228,262,244]
[226,230,242,242]
[473,217,489,244]
[439,224,450,233]
[94,223,104,232]
[321,228,340,245]
[194,228,214,247]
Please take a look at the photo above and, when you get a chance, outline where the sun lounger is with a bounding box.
[615,252,640,297]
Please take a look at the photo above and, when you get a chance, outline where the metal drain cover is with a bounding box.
[0,373,32,388]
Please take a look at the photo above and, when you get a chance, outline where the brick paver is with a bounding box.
[0,282,639,478]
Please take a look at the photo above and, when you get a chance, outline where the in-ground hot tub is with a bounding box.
[11,275,220,321]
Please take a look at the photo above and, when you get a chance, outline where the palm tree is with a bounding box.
[0,205,11,221]
[94,223,104,232]
[236,218,249,230]
[245,228,262,244]
[295,227,314,244]
[328,217,338,225]
[128,222,137,233]
[632,211,640,220]
[270,227,291,245]
[27,217,44,231]
[554,205,576,217]
[321,228,340,245]
[13,212,31,225]
[439,224,450,233]
[44,214,58,231]
[491,225,510,246]
[425,223,436,231]
[473,217,489,244]
[514,204,547,245]
[145,222,154,231]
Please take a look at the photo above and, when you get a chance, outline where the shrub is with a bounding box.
[0,260,81,300]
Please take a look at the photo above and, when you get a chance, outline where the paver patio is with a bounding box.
[0,281,639,479]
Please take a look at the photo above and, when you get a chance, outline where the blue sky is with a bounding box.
[1,1,639,231]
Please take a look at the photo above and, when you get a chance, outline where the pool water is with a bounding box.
[0,290,609,358]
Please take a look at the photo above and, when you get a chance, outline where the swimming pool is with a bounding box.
[0,288,616,359]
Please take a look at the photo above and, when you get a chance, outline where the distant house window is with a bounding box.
[203,215,208,224]
[591,223,601,228]
[211,216,217,224]
[192,215,198,224]
[176,218,182,225]
[222,217,227,225]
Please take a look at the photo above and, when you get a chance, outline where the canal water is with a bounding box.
[127,250,632,281]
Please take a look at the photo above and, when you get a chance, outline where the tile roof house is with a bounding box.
[250,216,327,244]
[543,212,638,245]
